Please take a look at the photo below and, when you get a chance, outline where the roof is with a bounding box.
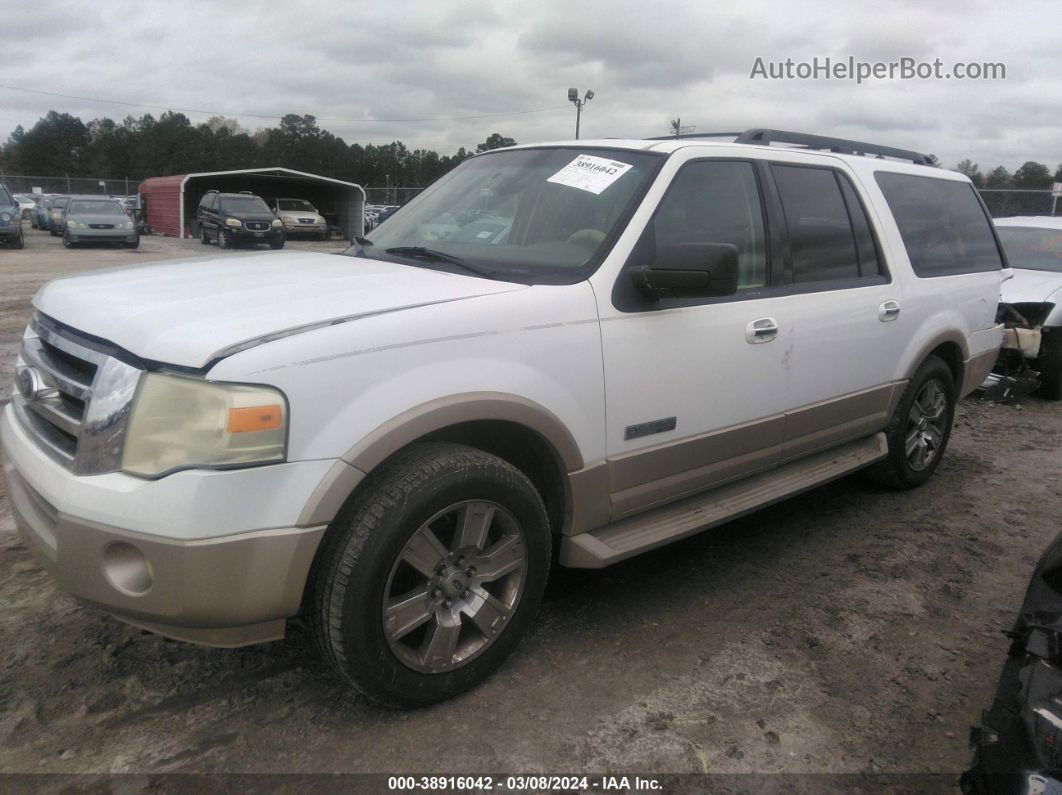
[502,132,948,176]
[139,167,363,192]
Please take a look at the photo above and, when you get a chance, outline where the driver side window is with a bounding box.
[649,160,768,289]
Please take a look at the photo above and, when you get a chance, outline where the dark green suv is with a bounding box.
[196,190,285,250]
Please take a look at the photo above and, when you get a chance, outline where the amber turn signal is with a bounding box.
[227,405,283,433]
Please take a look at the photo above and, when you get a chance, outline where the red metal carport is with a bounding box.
[139,167,365,240]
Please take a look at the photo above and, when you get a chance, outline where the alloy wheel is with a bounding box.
[905,379,948,471]
[382,500,527,674]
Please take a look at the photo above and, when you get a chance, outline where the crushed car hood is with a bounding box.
[33,251,525,368]
[1001,268,1062,305]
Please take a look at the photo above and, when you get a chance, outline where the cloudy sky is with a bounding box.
[3,0,1059,173]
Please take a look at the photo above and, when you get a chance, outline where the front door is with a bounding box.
[596,157,792,520]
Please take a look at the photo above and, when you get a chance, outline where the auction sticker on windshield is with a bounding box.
[547,154,633,194]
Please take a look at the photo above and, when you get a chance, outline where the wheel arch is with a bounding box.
[297,393,585,537]
[904,331,968,392]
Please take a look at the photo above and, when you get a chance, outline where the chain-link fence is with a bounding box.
[0,175,142,197]
[979,189,1059,218]
[363,187,425,206]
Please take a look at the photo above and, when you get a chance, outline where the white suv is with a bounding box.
[2,129,1006,707]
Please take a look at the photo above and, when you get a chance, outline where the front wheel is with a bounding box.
[865,355,956,489]
[269,237,285,250]
[217,229,231,249]
[62,233,74,249]
[309,443,551,708]
[13,231,24,249]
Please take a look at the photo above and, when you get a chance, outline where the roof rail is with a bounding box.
[734,129,936,166]
[646,128,936,166]
[645,132,743,140]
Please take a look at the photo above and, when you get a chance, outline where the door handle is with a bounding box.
[746,317,778,344]
[879,300,901,322]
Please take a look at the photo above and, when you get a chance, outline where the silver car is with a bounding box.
[62,197,139,249]
[271,197,328,240]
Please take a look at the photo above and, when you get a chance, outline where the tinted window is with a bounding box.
[875,172,1003,276]
[772,165,860,283]
[648,160,768,289]
[996,226,1062,273]
[68,200,126,215]
[220,195,270,213]
[0,186,11,205]
[837,174,882,277]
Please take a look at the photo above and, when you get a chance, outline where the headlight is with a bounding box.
[122,373,287,478]
[224,217,242,227]
[272,219,283,228]
[281,215,295,223]
[66,220,84,229]
[0,211,11,222]
[50,211,61,218]
[122,221,134,229]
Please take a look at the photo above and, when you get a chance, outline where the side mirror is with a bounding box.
[629,242,740,298]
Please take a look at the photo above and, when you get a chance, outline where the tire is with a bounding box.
[1035,329,1062,401]
[62,233,74,249]
[865,355,956,489]
[217,229,231,250]
[269,238,285,250]
[318,230,328,241]
[200,227,210,245]
[126,238,140,249]
[49,227,58,237]
[309,442,551,708]
[13,231,24,250]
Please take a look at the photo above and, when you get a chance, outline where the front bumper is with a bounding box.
[282,221,326,235]
[67,228,138,244]
[0,223,21,239]
[231,225,284,242]
[1,406,331,647]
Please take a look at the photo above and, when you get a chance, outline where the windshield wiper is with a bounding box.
[384,246,501,280]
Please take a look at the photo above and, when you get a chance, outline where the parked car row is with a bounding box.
[0,189,140,249]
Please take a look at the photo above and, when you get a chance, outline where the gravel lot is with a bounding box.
[1,222,1060,786]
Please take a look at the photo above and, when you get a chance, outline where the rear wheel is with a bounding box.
[1036,330,1062,401]
[310,443,550,708]
[866,355,956,489]
[200,227,210,245]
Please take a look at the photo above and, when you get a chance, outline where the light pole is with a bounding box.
[567,88,594,139]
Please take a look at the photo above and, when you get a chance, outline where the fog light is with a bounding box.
[102,542,154,596]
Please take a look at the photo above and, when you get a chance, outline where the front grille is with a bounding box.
[297,218,314,224]
[245,221,270,231]
[12,314,142,475]
[89,223,115,230]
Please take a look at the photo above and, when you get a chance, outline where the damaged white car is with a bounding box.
[992,217,1062,399]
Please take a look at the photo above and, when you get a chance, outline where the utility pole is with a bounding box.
[567,88,594,139]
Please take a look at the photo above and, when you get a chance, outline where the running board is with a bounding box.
[559,433,887,569]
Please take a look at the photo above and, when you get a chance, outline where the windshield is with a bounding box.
[68,200,126,216]
[997,226,1062,273]
[0,187,11,205]
[53,197,69,209]
[277,199,316,212]
[221,196,271,214]
[348,147,663,284]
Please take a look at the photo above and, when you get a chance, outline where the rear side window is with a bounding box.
[772,165,875,283]
[875,172,1003,276]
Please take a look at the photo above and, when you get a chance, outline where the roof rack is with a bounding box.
[647,128,936,166]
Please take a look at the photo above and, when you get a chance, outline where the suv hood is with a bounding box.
[1002,268,1062,305]
[34,251,526,368]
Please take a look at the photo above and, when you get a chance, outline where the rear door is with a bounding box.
[764,161,909,461]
